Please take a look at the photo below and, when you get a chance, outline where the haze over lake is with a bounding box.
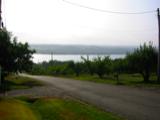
[31,44,134,63]
[30,44,135,54]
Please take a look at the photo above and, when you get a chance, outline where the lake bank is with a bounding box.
[32,54,126,63]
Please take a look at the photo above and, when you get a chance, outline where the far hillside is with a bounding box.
[30,44,136,54]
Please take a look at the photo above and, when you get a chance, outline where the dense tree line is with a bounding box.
[0,29,35,83]
[30,42,158,83]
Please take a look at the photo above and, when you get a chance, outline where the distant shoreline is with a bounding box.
[34,52,128,55]
[32,54,126,63]
[30,44,135,55]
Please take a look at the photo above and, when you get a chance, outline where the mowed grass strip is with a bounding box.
[0,99,38,120]
[0,97,124,120]
[63,74,160,88]
[4,75,44,90]
[33,98,123,120]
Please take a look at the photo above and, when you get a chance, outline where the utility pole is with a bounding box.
[0,66,1,86]
[0,0,1,87]
[0,0,2,29]
[51,52,53,61]
[157,8,160,82]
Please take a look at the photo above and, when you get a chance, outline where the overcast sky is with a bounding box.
[2,0,160,46]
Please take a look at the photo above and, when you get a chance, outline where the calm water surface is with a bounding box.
[33,54,126,63]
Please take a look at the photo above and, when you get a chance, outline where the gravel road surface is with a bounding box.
[4,74,160,120]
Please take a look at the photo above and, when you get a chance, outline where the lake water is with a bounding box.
[33,54,126,63]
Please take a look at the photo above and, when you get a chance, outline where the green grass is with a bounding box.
[0,98,38,120]
[61,74,160,88]
[1,75,44,91]
[0,97,124,120]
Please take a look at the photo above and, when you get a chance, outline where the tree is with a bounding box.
[93,56,112,78]
[81,56,95,76]
[113,58,127,83]
[11,38,35,73]
[0,29,35,82]
[73,62,84,76]
[126,42,157,82]
[113,58,127,74]
[0,30,12,75]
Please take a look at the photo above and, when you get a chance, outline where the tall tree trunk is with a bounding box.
[142,71,150,83]
[76,72,79,77]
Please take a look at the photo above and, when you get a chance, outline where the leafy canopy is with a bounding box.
[0,29,35,75]
[126,42,157,82]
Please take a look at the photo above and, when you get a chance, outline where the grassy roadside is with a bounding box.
[0,75,44,92]
[4,74,160,89]
[59,74,160,88]
[0,97,124,120]
[0,98,38,120]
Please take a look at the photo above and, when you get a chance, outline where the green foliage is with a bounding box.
[113,58,127,74]
[29,42,158,83]
[73,62,84,76]
[0,30,12,73]
[11,38,35,72]
[81,56,95,76]
[0,29,35,79]
[126,42,157,82]
[30,56,113,79]
[0,98,123,120]
[30,60,75,76]
[93,56,112,78]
